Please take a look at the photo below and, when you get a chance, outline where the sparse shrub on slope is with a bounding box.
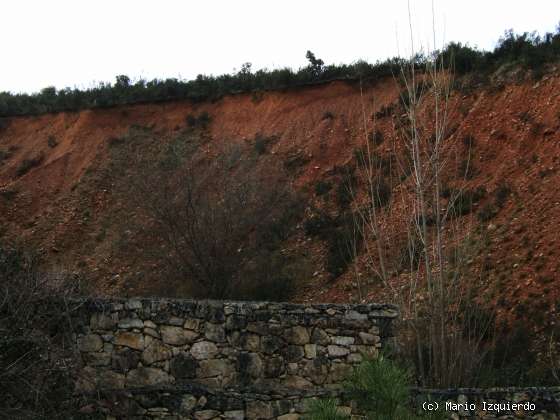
[127,134,307,299]
[314,180,332,196]
[253,133,278,155]
[322,111,334,120]
[186,111,211,129]
[15,153,44,177]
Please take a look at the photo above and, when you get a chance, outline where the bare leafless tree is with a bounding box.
[0,244,85,419]
[353,3,497,387]
[133,142,304,299]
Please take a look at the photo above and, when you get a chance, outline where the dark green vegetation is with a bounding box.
[1,28,559,117]
[0,243,87,419]
[15,152,44,177]
[306,356,445,420]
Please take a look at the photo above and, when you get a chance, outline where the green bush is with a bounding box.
[345,356,412,419]
[314,180,332,196]
[477,203,498,223]
[305,399,348,420]
[322,111,334,120]
[452,187,486,216]
[107,135,125,147]
[368,129,384,145]
[304,210,334,237]
[186,112,211,129]
[15,153,44,177]
[494,183,511,208]
[47,135,58,148]
[239,250,310,302]
[374,103,395,119]
[0,188,17,201]
[0,243,84,418]
[306,356,446,419]
[462,134,476,148]
[371,178,392,208]
[458,158,477,179]
[335,171,356,208]
[0,146,17,165]
[253,134,277,155]
[324,213,361,277]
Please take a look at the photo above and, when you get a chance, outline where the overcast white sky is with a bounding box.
[1,1,559,94]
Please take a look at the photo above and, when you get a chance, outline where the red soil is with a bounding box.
[0,75,559,324]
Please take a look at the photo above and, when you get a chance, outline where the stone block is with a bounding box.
[168,316,185,326]
[345,310,367,321]
[112,348,140,372]
[237,352,263,381]
[118,318,144,329]
[332,336,354,346]
[125,299,143,310]
[90,313,117,331]
[127,367,172,387]
[281,345,305,363]
[241,333,260,351]
[278,415,300,420]
[246,401,273,419]
[304,344,317,359]
[347,353,363,364]
[191,341,219,359]
[224,410,245,420]
[205,322,226,342]
[358,332,378,345]
[197,359,234,378]
[285,326,310,345]
[143,320,157,329]
[184,318,201,331]
[247,321,269,335]
[327,345,349,357]
[83,351,111,367]
[261,335,283,354]
[142,339,171,365]
[284,375,313,389]
[180,394,198,412]
[225,315,247,331]
[97,370,125,389]
[144,327,160,339]
[329,363,352,382]
[264,356,285,378]
[115,331,145,351]
[77,334,103,352]
[170,353,198,379]
[194,410,220,420]
[161,325,198,346]
[311,328,330,345]
[303,357,329,384]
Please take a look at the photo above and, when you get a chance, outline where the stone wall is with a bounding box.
[72,298,398,396]
[80,384,358,419]
[68,298,560,419]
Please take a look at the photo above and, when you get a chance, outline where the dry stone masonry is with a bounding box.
[71,298,398,419]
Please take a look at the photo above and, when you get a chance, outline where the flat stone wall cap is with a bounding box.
[67,297,398,314]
